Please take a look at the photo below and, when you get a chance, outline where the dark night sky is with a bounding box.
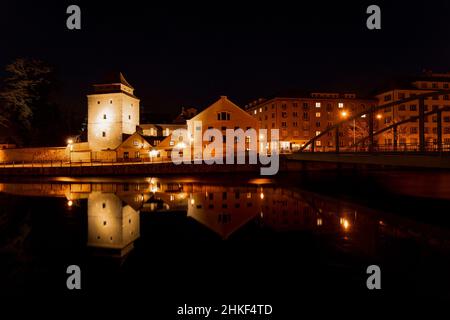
[1,1,450,121]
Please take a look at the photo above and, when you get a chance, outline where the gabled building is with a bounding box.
[187,96,261,159]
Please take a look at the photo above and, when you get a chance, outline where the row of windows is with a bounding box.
[384,93,450,101]
[102,114,132,120]
[419,82,450,89]
[393,104,450,112]
[96,100,135,106]
[258,110,352,121]
[205,191,253,200]
[383,116,450,124]
[252,102,362,114]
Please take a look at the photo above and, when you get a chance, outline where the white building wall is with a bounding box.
[87,90,140,151]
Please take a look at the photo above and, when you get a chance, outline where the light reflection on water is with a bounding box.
[1,176,450,259]
[2,175,450,299]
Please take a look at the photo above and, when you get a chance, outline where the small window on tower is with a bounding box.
[97,101,100,104]
[128,115,131,120]
[103,114,107,119]
[102,131,106,137]
[110,100,113,104]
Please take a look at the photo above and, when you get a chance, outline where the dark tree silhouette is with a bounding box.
[0,58,58,146]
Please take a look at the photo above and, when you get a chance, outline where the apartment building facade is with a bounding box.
[245,92,376,152]
[375,73,450,149]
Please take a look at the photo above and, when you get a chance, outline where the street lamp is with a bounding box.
[340,111,356,151]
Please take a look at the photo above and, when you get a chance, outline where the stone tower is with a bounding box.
[87,72,140,151]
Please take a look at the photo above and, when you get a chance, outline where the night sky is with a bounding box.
[2,1,450,120]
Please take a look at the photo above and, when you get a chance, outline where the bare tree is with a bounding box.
[346,118,369,146]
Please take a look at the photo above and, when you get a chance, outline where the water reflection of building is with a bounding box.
[87,191,139,256]
[186,186,263,239]
[1,179,448,258]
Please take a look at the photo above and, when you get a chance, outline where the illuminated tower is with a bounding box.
[87,72,140,151]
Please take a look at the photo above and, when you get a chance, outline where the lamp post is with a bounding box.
[340,111,356,151]
[375,114,382,151]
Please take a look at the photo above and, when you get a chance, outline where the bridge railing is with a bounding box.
[299,89,450,154]
[301,142,450,153]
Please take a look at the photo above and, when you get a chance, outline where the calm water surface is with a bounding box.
[1,171,450,303]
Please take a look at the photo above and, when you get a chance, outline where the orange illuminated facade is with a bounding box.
[374,72,450,149]
[245,92,376,152]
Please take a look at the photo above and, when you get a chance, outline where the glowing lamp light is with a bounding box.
[149,149,158,157]
[376,114,382,120]
[67,200,73,207]
[260,192,264,200]
[340,218,350,231]
[67,139,74,145]
[176,142,186,149]
[190,198,195,205]
[340,111,348,118]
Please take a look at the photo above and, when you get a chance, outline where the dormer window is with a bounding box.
[110,99,113,104]
[103,114,107,119]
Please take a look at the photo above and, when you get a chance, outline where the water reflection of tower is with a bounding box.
[87,191,140,256]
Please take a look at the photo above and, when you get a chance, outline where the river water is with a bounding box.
[1,171,449,304]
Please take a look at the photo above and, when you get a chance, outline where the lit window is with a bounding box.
[259,108,262,112]
[254,110,257,115]
[315,112,321,117]
[338,103,344,108]
[316,140,321,146]
[315,102,321,108]
[315,131,321,136]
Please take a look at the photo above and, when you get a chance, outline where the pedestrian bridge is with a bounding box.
[290,89,450,169]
